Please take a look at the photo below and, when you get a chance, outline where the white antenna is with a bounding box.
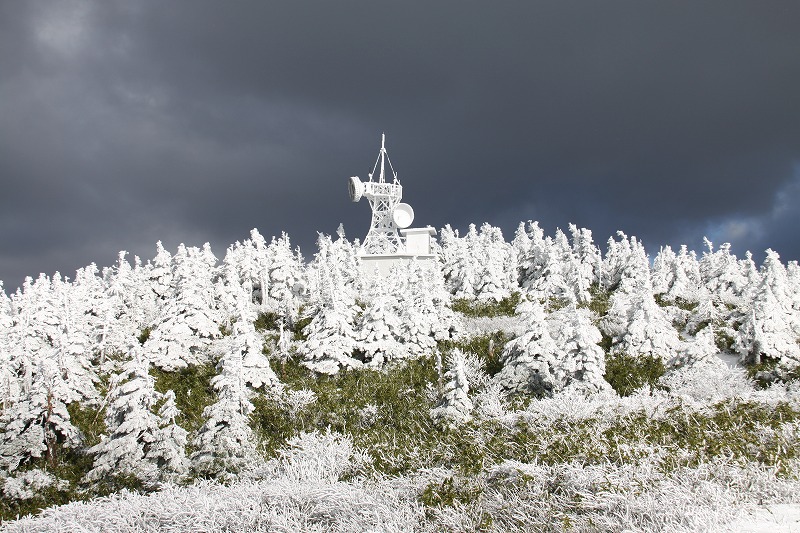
[348,134,414,255]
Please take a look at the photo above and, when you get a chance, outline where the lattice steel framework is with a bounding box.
[353,135,404,255]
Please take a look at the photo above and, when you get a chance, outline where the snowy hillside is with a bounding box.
[1,222,800,531]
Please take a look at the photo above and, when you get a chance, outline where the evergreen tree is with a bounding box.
[99,252,144,363]
[430,349,473,426]
[301,269,361,375]
[548,305,610,393]
[736,250,800,366]
[358,275,405,367]
[602,247,682,365]
[85,351,162,484]
[699,239,748,306]
[147,390,189,482]
[145,244,221,370]
[515,220,548,288]
[0,358,82,473]
[264,232,305,323]
[494,298,560,396]
[191,347,258,478]
[473,224,516,302]
[51,272,99,404]
[225,281,281,391]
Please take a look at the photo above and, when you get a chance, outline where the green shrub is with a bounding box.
[151,364,217,433]
[582,283,611,318]
[254,312,281,332]
[452,292,520,318]
[137,327,152,345]
[440,331,510,377]
[603,353,666,396]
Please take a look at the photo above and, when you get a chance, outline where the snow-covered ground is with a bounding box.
[725,504,800,532]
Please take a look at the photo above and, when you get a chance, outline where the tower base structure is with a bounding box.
[359,226,437,276]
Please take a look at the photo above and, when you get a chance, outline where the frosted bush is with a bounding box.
[481,457,800,532]
[460,350,491,391]
[3,469,68,500]
[3,478,424,533]
[473,381,510,421]
[658,361,755,404]
[457,314,526,339]
[274,430,365,483]
[285,388,317,415]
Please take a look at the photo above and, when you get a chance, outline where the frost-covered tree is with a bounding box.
[147,390,189,482]
[300,269,362,375]
[473,224,517,302]
[358,275,405,367]
[515,220,548,288]
[191,347,258,478]
[602,243,683,365]
[664,245,703,302]
[222,228,271,308]
[394,261,444,357]
[699,239,748,305]
[8,275,62,395]
[430,349,472,426]
[494,298,560,396]
[496,299,608,396]
[99,252,148,363]
[147,241,174,303]
[0,358,82,473]
[50,272,99,404]
[446,225,480,300]
[0,281,14,406]
[736,249,800,367]
[144,244,222,370]
[523,233,573,305]
[602,232,650,292]
[222,280,281,391]
[565,224,602,304]
[548,305,610,393]
[85,352,163,484]
[306,232,359,312]
[264,232,305,323]
[604,287,683,365]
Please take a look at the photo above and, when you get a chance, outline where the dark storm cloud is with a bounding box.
[1,1,799,289]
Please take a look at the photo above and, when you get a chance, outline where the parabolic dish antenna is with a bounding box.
[348,176,364,202]
[392,203,415,229]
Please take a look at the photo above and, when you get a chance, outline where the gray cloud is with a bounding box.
[1,1,799,289]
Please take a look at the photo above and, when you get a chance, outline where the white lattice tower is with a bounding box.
[349,135,404,254]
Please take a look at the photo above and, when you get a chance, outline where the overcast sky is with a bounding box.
[1,1,799,290]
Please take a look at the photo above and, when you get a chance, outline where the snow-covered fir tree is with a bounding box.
[548,305,610,393]
[223,280,281,391]
[264,232,305,323]
[144,244,222,371]
[699,239,749,306]
[736,249,800,367]
[191,346,259,478]
[147,390,189,482]
[494,297,560,396]
[430,349,473,426]
[85,351,164,484]
[0,358,82,473]
[473,224,517,302]
[358,274,405,367]
[300,269,362,375]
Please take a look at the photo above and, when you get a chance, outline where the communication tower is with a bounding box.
[348,134,415,255]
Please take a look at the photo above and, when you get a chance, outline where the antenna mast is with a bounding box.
[351,135,404,254]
